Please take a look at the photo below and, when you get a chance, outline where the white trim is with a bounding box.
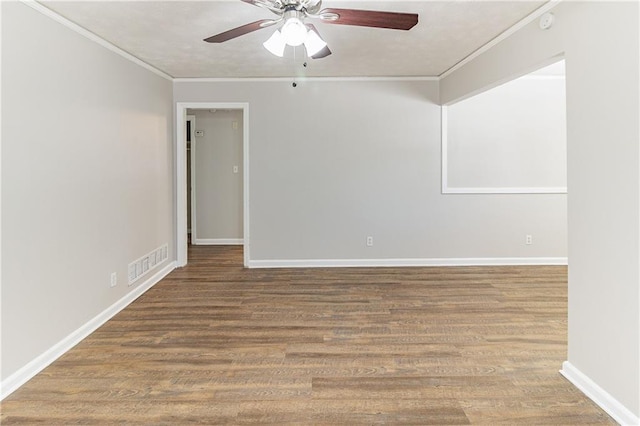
[439,0,561,79]
[193,238,244,245]
[20,0,172,81]
[187,115,197,243]
[441,106,448,194]
[243,108,250,268]
[248,257,568,269]
[440,106,568,195]
[176,108,188,267]
[0,261,177,401]
[524,75,566,80]
[173,76,438,83]
[444,187,568,195]
[175,102,250,268]
[0,6,3,374]
[560,361,640,426]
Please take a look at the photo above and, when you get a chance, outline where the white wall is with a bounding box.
[1,1,174,385]
[174,79,567,265]
[189,109,243,243]
[441,1,639,420]
[445,68,566,192]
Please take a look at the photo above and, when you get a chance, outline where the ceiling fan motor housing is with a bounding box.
[281,9,308,46]
[281,0,322,11]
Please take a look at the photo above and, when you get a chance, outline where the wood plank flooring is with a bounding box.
[1,246,615,424]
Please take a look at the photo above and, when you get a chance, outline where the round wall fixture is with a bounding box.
[539,12,555,30]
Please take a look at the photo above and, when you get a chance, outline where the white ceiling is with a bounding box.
[40,0,548,79]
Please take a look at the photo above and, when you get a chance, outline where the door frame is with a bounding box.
[176,102,250,267]
[186,115,196,240]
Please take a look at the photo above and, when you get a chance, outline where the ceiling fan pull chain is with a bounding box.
[292,45,297,87]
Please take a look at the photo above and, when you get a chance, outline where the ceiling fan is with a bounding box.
[204,0,419,59]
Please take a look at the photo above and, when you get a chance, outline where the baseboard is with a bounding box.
[560,361,639,425]
[193,238,243,245]
[248,257,568,268]
[0,261,177,401]
[442,186,568,194]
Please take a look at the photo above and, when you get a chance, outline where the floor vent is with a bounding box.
[128,244,169,286]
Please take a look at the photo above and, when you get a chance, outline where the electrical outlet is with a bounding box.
[366,236,374,247]
[526,235,533,245]
[110,272,117,288]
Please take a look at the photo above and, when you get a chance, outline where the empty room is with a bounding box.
[1,0,639,424]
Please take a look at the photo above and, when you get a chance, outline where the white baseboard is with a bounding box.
[560,361,639,425]
[0,261,177,401]
[193,238,243,245]
[442,186,568,194]
[248,257,568,268]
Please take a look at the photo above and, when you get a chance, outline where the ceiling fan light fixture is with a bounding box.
[304,29,327,57]
[263,30,286,57]
[281,17,308,46]
[205,1,419,62]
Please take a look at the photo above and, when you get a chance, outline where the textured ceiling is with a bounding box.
[41,0,548,78]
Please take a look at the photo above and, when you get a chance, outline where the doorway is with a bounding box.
[176,102,250,267]
[188,109,244,246]
[186,115,195,243]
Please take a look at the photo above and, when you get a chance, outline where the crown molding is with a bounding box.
[173,76,439,83]
[23,1,562,84]
[22,0,173,81]
[439,0,562,79]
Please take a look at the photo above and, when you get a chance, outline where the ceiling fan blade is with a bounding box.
[306,24,331,59]
[311,45,332,59]
[318,8,418,30]
[204,19,278,43]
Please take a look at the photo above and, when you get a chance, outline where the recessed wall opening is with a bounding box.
[442,56,571,399]
[442,59,567,195]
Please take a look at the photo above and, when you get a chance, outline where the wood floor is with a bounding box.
[2,246,614,424]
